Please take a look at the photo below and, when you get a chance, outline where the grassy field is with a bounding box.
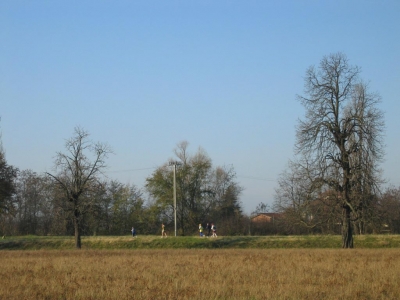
[1,248,400,299]
[2,234,400,250]
[2,235,400,299]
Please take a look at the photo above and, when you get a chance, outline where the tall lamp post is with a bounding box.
[169,161,182,236]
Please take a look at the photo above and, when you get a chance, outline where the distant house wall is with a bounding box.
[249,213,282,235]
[251,213,281,223]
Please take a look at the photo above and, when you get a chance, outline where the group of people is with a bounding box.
[199,223,217,238]
[131,222,218,238]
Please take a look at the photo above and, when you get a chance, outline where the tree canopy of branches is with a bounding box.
[278,53,385,248]
[274,159,343,235]
[14,170,56,235]
[91,180,145,235]
[47,127,112,248]
[145,141,244,235]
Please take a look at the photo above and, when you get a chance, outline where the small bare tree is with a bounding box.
[47,127,111,248]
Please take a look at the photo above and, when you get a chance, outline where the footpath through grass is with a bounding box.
[1,234,400,250]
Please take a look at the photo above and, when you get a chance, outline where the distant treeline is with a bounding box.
[1,166,400,237]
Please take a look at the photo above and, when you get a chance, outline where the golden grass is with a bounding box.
[1,249,400,299]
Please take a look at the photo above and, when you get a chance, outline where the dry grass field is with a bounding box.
[1,249,400,299]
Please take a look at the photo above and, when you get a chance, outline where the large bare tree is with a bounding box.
[296,53,385,248]
[47,127,111,248]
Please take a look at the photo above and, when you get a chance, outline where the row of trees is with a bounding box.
[250,185,400,236]
[0,128,246,248]
[0,169,147,238]
[0,52,394,249]
[1,121,400,246]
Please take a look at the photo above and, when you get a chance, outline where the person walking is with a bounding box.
[161,223,167,238]
[206,223,211,237]
[211,223,217,237]
[131,227,137,238]
[199,224,204,237]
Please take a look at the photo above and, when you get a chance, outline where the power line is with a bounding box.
[237,176,276,182]
[106,167,156,173]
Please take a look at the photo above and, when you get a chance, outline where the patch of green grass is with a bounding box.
[2,234,400,250]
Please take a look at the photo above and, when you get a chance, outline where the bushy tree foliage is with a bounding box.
[0,126,18,237]
[145,141,244,235]
[0,147,18,215]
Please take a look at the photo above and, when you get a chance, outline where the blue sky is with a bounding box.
[1,1,399,214]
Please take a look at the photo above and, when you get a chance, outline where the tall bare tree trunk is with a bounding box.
[74,209,81,249]
[342,206,353,248]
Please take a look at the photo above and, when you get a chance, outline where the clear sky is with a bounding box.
[1,1,399,214]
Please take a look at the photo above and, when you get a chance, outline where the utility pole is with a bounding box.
[169,161,182,236]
